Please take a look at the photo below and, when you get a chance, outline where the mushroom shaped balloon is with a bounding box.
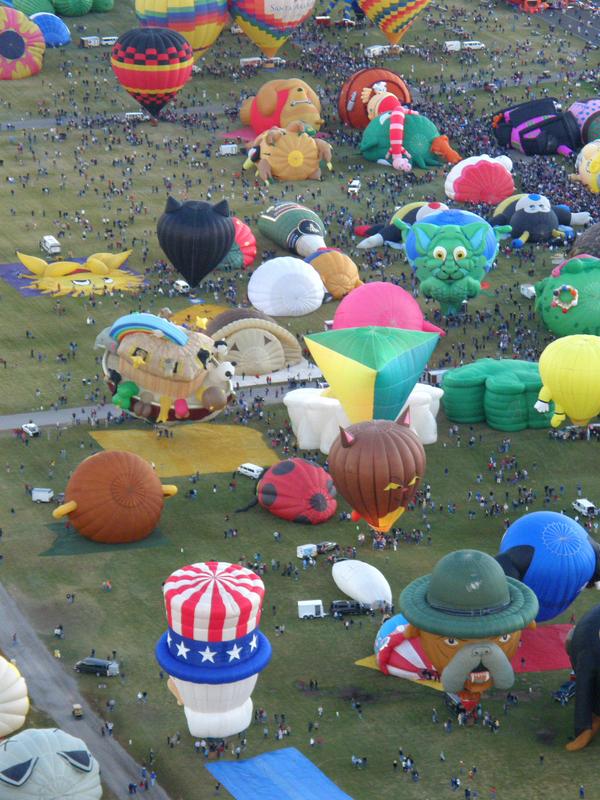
[53,451,177,543]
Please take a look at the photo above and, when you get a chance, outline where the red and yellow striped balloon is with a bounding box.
[229,0,315,57]
[111,27,193,118]
[135,0,227,62]
[357,0,432,45]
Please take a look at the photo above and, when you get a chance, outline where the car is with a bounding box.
[74,657,120,677]
[572,498,597,517]
[316,541,338,554]
[330,600,374,617]
[553,678,576,706]
[237,463,265,480]
[21,422,40,437]
[173,279,191,295]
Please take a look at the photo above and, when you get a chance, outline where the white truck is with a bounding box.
[297,600,327,620]
[40,235,61,257]
[32,488,54,503]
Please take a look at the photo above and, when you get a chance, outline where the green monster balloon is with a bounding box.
[535,255,600,337]
[442,359,553,431]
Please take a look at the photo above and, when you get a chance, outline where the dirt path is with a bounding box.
[0,581,173,800]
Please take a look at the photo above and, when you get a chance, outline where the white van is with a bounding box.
[124,111,150,123]
[237,463,265,480]
[298,600,327,620]
[296,544,318,559]
[240,57,262,68]
[173,279,190,295]
[101,36,118,46]
[364,45,390,58]
[219,144,239,156]
[32,488,54,503]
[40,235,61,256]
[572,499,597,517]
[463,40,486,50]
[444,40,461,52]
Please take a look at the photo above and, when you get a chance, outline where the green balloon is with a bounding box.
[14,0,55,13]
[91,0,114,10]
[53,0,93,16]
[442,359,553,431]
[535,256,600,337]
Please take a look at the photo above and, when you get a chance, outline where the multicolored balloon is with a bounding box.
[0,6,45,81]
[357,0,433,46]
[111,27,193,117]
[135,0,227,61]
[229,0,316,57]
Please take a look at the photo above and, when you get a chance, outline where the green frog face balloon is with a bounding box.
[395,209,511,315]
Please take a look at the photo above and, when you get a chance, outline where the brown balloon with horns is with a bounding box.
[328,417,425,533]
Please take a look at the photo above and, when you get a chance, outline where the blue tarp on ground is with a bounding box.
[205,748,354,800]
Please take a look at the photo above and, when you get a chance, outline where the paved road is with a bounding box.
[0,581,172,800]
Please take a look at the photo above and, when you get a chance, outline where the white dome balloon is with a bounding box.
[248,257,325,317]
[332,560,392,608]
[0,728,102,800]
[0,657,28,738]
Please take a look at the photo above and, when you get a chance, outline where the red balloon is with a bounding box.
[338,68,411,130]
[258,458,337,524]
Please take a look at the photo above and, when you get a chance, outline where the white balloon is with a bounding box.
[0,729,102,800]
[248,257,325,317]
[168,674,258,739]
[332,560,392,608]
[0,657,28,738]
[284,383,443,453]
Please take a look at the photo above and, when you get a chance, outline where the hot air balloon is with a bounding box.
[332,282,444,334]
[304,249,362,300]
[217,217,257,270]
[535,335,600,428]
[0,728,102,800]
[135,0,227,61]
[155,561,272,738]
[0,656,28,737]
[111,27,193,118]
[12,0,53,12]
[356,0,433,47]
[248,257,325,317]
[29,13,70,47]
[157,197,235,286]
[338,67,411,130]
[52,0,93,14]
[304,326,439,423]
[257,458,337,524]
[328,418,426,532]
[496,512,600,623]
[53,451,177,543]
[229,0,315,57]
[333,560,392,607]
[0,6,44,80]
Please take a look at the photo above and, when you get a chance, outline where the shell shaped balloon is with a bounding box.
[0,7,45,81]
[444,155,515,205]
[356,0,433,46]
[135,0,228,61]
[229,0,316,57]
[0,728,102,800]
[111,27,193,118]
[329,419,426,532]
[338,68,411,130]
[248,257,325,317]
[304,249,362,300]
[0,657,29,738]
[537,335,600,428]
[53,451,174,543]
[258,458,337,524]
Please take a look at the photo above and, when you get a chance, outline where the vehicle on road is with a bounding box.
[21,422,40,437]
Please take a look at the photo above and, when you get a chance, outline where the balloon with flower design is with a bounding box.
[0,6,45,81]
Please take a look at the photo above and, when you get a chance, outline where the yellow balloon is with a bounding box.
[537,335,600,427]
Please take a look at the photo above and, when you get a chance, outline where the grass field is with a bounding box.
[1,0,600,798]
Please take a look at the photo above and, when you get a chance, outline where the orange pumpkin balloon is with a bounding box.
[338,68,411,130]
[54,451,170,543]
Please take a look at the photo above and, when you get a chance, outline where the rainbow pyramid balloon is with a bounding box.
[305,326,439,424]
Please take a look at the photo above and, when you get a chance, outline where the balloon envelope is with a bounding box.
[357,0,433,45]
[229,0,315,56]
[333,281,444,334]
[30,12,70,47]
[135,0,227,61]
[248,257,325,317]
[111,27,193,117]
[0,6,45,80]
[538,335,600,427]
[258,458,337,524]
[332,560,392,607]
[0,657,28,738]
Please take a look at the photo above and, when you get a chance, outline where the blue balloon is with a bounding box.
[497,511,598,622]
[30,13,71,48]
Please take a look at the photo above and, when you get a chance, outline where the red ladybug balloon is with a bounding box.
[258,458,337,524]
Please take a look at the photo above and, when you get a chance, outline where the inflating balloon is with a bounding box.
[445,155,515,205]
[136,0,228,61]
[53,451,177,543]
[490,193,591,249]
[305,326,439,423]
[0,6,44,80]
[356,201,448,250]
[535,335,600,427]
[53,0,93,13]
[333,560,392,607]
[111,27,193,117]
[338,68,411,129]
[396,209,510,315]
[248,257,325,317]
[29,12,70,47]
[217,217,257,270]
[328,418,425,532]
[496,511,600,622]
[155,561,272,738]
[157,197,235,287]
[535,255,600,337]
[257,458,337,524]
[492,97,581,157]
[244,122,332,183]
[400,550,538,700]
[257,202,326,258]
[564,605,600,751]
[229,0,315,57]
[570,140,600,194]
[304,249,361,300]
[442,359,552,431]
[240,78,322,135]
[0,656,28,738]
